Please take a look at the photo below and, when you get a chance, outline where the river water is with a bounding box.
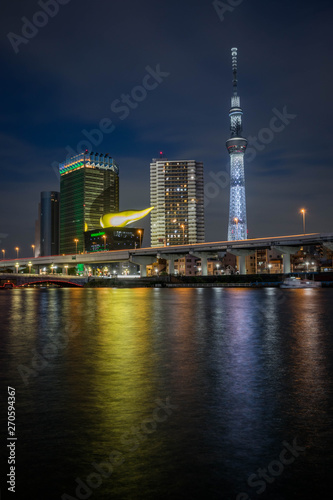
[0,287,333,499]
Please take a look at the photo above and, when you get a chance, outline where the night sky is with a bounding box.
[1,0,333,258]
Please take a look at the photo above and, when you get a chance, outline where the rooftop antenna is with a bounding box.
[231,47,238,96]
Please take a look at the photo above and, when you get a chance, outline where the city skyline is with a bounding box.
[1,0,333,258]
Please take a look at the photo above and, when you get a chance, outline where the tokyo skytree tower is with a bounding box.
[226,47,248,241]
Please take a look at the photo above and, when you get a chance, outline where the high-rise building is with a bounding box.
[226,47,248,241]
[84,227,143,252]
[150,157,204,247]
[40,191,60,256]
[34,202,41,257]
[59,151,119,254]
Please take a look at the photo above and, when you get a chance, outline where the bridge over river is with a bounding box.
[1,232,333,276]
[0,274,87,288]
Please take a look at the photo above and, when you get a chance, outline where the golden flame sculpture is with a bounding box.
[100,207,154,228]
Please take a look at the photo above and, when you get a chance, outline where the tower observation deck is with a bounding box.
[226,47,247,241]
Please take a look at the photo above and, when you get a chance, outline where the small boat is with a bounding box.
[280,277,321,289]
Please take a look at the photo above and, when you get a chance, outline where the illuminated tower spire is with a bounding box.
[226,47,247,240]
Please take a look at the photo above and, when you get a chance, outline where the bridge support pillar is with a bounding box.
[158,254,186,275]
[190,252,218,276]
[228,249,254,275]
[200,255,208,276]
[273,246,299,274]
[283,253,291,274]
[130,256,157,277]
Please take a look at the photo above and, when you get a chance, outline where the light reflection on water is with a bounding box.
[0,288,333,499]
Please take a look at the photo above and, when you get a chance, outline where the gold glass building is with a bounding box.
[59,152,119,254]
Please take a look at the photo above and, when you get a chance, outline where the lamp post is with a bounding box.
[138,230,142,248]
[300,208,306,234]
[15,247,19,258]
[306,261,309,273]
[1,249,5,260]
[28,262,32,274]
[15,263,19,273]
[74,239,79,254]
[216,264,220,275]
[64,265,68,275]
[102,234,107,250]
[31,244,35,256]
[233,217,239,239]
[268,263,272,274]
[181,224,185,245]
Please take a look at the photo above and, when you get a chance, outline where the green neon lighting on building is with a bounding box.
[91,231,106,237]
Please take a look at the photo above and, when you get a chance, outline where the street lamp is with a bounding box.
[15,263,19,273]
[306,261,309,272]
[31,244,35,256]
[64,265,68,275]
[180,224,185,245]
[51,265,54,275]
[1,249,5,259]
[28,261,32,274]
[138,230,142,248]
[216,264,220,275]
[268,263,272,274]
[300,209,306,234]
[74,239,79,254]
[102,234,107,250]
[233,217,239,239]
[15,247,19,258]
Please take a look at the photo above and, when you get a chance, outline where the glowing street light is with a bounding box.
[180,224,185,245]
[15,247,19,258]
[28,261,32,273]
[138,230,142,248]
[74,238,79,254]
[102,234,107,250]
[1,249,5,259]
[268,263,272,274]
[300,208,306,234]
[31,244,35,256]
